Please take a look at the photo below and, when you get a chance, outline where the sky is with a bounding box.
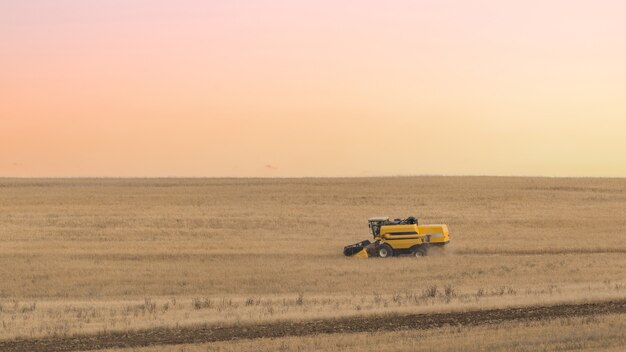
[2,0,626,177]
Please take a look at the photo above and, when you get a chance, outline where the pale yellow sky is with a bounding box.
[2,1,626,177]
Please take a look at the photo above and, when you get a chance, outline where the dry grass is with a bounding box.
[0,177,625,342]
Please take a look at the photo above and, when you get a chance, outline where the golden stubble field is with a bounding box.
[0,177,625,350]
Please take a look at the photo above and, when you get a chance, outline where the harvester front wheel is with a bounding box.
[378,244,394,258]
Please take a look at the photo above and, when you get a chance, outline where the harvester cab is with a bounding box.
[367,217,388,237]
[344,216,450,258]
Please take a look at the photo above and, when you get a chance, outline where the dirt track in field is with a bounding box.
[2,299,625,352]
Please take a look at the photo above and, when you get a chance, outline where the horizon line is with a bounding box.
[1,174,625,180]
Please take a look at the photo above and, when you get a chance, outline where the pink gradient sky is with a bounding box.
[2,1,626,177]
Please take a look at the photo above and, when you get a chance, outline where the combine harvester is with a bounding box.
[344,216,450,258]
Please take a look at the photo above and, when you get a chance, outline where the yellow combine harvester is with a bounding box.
[343,216,450,258]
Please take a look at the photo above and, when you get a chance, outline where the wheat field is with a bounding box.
[1,177,625,349]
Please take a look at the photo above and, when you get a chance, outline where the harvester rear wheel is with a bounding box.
[411,246,428,257]
[378,244,393,258]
